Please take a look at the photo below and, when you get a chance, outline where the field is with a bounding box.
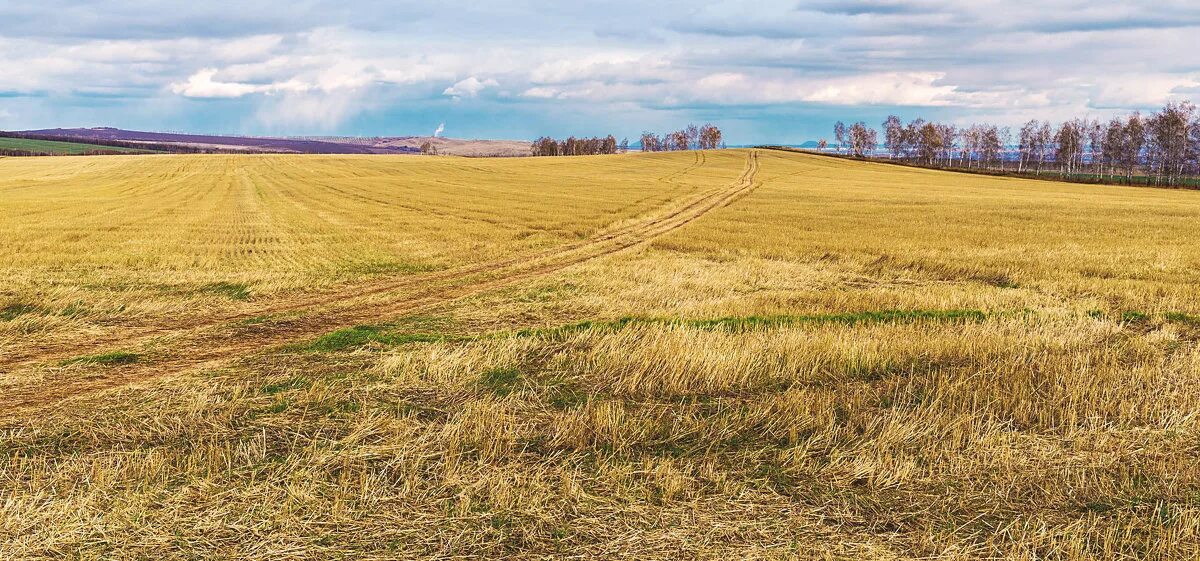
[2,150,1200,559]
[0,136,155,155]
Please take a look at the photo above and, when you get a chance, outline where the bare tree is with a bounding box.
[1017,120,1038,173]
[938,124,958,166]
[1147,101,1195,184]
[1033,121,1053,174]
[640,132,659,153]
[833,121,847,154]
[669,130,690,151]
[685,124,700,150]
[1191,114,1200,176]
[915,121,942,165]
[698,124,723,149]
[848,122,878,157]
[883,115,903,158]
[1121,113,1146,182]
[961,125,981,168]
[979,124,1002,168]
[1102,118,1125,180]
[1086,119,1105,175]
[1055,119,1085,174]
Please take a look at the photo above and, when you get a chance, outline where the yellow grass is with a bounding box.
[2,149,1200,559]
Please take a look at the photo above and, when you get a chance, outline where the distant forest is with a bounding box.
[821,101,1200,187]
[531,124,723,156]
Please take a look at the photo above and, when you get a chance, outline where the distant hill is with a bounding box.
[0,134,160,156]
[16,128,530,156]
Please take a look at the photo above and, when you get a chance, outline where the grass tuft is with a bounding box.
[262,377,310,395]
[202,282,252,301]
[1121,311,1149,323]
[1165,312,1200,324]
[62,351,140,366]
[1,303,42,321]
[346,260,438,276]
[479,367,522,396]
[305,325,450,352]
[515,309,988,339]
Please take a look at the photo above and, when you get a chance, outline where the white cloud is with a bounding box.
[171,68,272,98]
[1088,74,1200,108]
[801,72,962,107]
[443,76,499,99]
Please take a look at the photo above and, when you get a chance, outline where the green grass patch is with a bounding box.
[304,325,451,352]
[62,351,140,366]
[302,310,988,353]
[262,376,310,395]
[1121,311,1149,323]
[346,260,438,276]
[1,303,42,321]
[265,398,291,414]
[0,136,155,155]
[1166,312,1200,324]
[547,385,588,409]
[201,282,251,301]
[479,367,522,396]
[514,309,988,339]
[59,302,89,318]
[236,315,271,326]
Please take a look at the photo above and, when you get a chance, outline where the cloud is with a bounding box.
[801,72,962,106]
[255,90,365,130]
[171,68,273,98]
[2,1,1200,139]
[443,77,498,99]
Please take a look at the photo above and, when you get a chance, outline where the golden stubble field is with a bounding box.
[2,149,1200,559]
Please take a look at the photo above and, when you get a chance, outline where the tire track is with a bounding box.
[0,151,761,418]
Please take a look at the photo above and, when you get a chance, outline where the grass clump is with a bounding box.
[62,351,140,366]
[515,309,988,339]
[1121,311,1150,323]
[1,303,42,321]
[262,377,310,395]
[1165,312,1200,324]
[202,282,251,301]
[346,260,437,276]
[305,325,449,352]
[479,367,523,396]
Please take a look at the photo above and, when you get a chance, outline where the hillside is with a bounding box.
[0,135,158,155]
[18,128,529,156]
[2,150,1199,559]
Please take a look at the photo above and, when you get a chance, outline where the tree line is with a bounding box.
[530,135,624,156]
[639,124,724,152]
[826,101,1200,186]
[530,123,724,157]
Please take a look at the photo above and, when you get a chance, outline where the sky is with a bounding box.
[1,1,1199,144]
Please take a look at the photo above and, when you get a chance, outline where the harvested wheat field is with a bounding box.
[3,149,1200,560]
